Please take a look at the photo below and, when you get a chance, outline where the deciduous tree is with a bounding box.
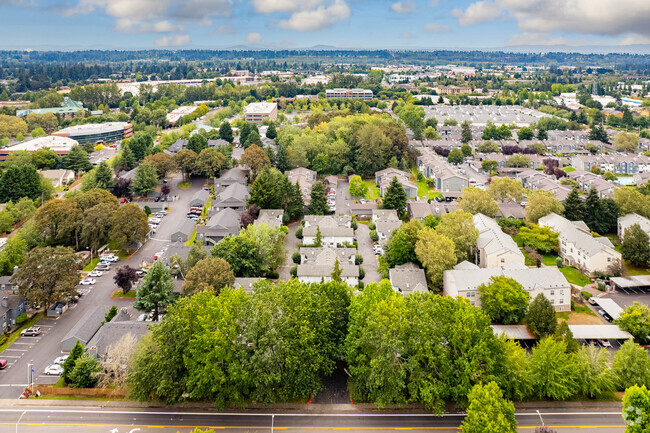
[616,302,650,345]
[526,293,557,338]
[622,224,650,267]
[110,203,149,250]
[526,190,564,223]
[436,210,478,262]
[478,276,530,325]
[488,177,524,203]
[114,265,138,295]
[134,261,174,321]
[458,187,499,218]
[415,228,456,290]
[461,382,517,433]
[182,258,235,296]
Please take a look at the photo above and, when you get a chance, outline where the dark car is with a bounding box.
[0,359,7,369]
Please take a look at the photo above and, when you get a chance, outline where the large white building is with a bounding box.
[0,136,78,161]
[618,213,650,241]
[244,102,277,124]
[474,213,525,268]
[325,88,373,100]
[539,213,621,275]
[443,261,571,312]
[52,122,133,144]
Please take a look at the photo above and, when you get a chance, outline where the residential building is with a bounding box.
[297,247,359,285]
[474,213,525,268]
[244,102,278,123]
[435,86,472,95]
[0,136,78,161]
[256,209,284,227]
[375,168,417,198]
[571,154,650,175]
[196,208,241,246]
[86,309,149,360]
[212,183,249,212]
[325,88,373,100]
[52,122,133,144]
[303,215,354,247]
[233,278,262,293]
[372,209,402,245]
[215,166,248,191]
[189,189,210,208]
[170,219,196,243]
[40,169,75,188]
[618,213,650,241]
[16,97,84,119]
[539,213,621,275]
[407,200,457,220]
[443,261,571,312]
[389,263,428,295]
[0,295,25,331]
[287,167,317,205]
[61,306,108,351]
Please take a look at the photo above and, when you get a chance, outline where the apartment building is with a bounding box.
[474,213,525,268]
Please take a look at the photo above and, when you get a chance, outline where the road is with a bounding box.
[0,175,205,398]
[0,406,626,432]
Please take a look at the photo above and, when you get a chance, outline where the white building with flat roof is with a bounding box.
[166,106,198,126]
[0,136,78,160]
[244,102,277,124]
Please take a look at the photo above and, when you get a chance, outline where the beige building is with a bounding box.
[435,86,472,95]
[474,213,525,268]
[297,247,359,286]
[618,213,650,241]
[244,102,278,124]
[302,215,354,247]
[539,213,621,275]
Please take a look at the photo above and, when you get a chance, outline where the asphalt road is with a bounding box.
[0,406,626,432]
[0,175,205,398]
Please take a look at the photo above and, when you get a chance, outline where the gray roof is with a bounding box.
[215,183,249,204]
[0,295,22,316]
[375,219,403,238]
[539,213,620,257]
[372,209,399,221]
[474,213,523,259]
[61,306,107,350]
[218,167,248,184]
[303,215,353,237]
[86,320,150,358]
[619,213,650,234]
[172,219,196,237]
[390,263,428,294]
[256,209,284,227]
[233,278,262,293]
[190,189,210,206]
[300,247,356,265]
[297,264,359,278]
[205,208,241,230]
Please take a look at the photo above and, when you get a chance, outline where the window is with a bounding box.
[608,257,612,262]
[550,290,555,296]
[551,299,555,304]
[560,290,564,296]
[500,258,505,263]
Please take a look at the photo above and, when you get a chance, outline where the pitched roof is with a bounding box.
[215,183,250,203]
[300,247,356,265]
[390,263,428,294]
[256,209,284,227]
[205,208,241,230]
[474,213,524,259]
[619,213,650,233]
[539,213,620,257]
[61,306,107,347]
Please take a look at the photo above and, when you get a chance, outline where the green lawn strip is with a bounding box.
[82,257,100,272]
[563,166,576,173]
[542,254,558,266]
[0,312,45,354]
[559,266,591,287]
[117,250,133,260]
[625,260,650,276]
[53,377,66,388]
[416,179,442,200]
[179,182,191,189]
[184,229,197,246]
[522,250,536,267]
[363,181,381,201]
[111,290,136,298]
[200,197,212,218]
[573,303,596,316]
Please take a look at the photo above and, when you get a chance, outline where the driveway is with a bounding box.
[356,224,381,284]
[0,175,205,397]
[335,179,351,215]
[279,222,300,281]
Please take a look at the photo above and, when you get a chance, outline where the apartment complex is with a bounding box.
[325,88,373,100]
[474,213,525,268]
[244,102,278,124]
[435,86,472,95]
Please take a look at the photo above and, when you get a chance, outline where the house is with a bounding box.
[0,275,17,292]
[256,209,284,228]
[303,215,354,247]
[60,306,108,351]
[196,208,241,246]
[86,309,150,360]
[0,295,25,331]
[287,167,317,205]
[375,168,417,198]
[300,247,356,265]
[373,210,402,245]
[212,183,249,212]
[170,219,196,243]
[618,213,650,241]
[297,248,359,285]
[389,263,428,295]
[189,189,210,208]
[214,167,248,191]
[407,200,457,220]
[372,209,399,222]
[40,169,75,188]
[474,213,525,268]
[443,261,571,312]
[350,202,378,219]
[233,278,262,293]
[165,139,187,155]
[498,202,526,220]
[539,213,621,275]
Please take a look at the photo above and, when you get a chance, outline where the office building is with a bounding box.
[52,122,133,144]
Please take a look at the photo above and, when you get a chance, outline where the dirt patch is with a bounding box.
[559,312,604,325]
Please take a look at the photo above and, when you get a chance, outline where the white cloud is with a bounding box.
[278,0,350,31]
[454,0,650,39]
[246,32,262,44]
[619,34,650,45]
[155,34,191,47]
[252,0,324,14]
[210,24,235,34]
[400,32,413,39]
[390,1,415,14]
[423,22,451,32]
[114,18,183,33]
[505,32,569,46]
[429,0,438,6]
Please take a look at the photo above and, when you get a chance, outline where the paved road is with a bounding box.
[0,406,626,432]
[356,224,381,284]
[0,175,205,398]
[335,179,351,215]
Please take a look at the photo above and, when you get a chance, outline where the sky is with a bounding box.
[1,0,649,50]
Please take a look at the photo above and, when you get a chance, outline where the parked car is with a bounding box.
[588,297,597,305]
[79,278,96,285]
[598,339,612,348]
[0,359,7,369]
[100,255,119,262]
[44,364,64,375]
[155,212,166,218]
[136,268,148,278]
[148,217,161,224]
[88,270,103,277]
[96,263,110,271]
[21,327,41,337]
[53,355,69,365]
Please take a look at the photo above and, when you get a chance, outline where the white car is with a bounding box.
[102,255,119,262]
[148,217,161,224]
[79,278,96,285]
[44,364,64,375]
[53,355,69,365]
[88,270,103,277]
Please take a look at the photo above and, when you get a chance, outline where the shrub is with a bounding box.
[355,254,364,265]
[377,255,389,280]
[290,266,297,278]
[358,281,364,290]
[556,256,563,268]
[358,266,365,280]
[581,291,592,300]
[295,226,303,239]
[369,230,379,242]
[597,280,606,291]
[15,313,27,325]
[368,222,376,230]
[292,251,301,264]
[144,205,152,216]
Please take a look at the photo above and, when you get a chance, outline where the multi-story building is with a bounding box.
[302,215,354,247]
[435,86,472,95]
[16,97,84,119]
[244,102,278,124]
[297,247,359,285]
[325,88,373,100]
[474,213,525,268]
[0,136,78,161]
[375,168,418,199]
[618,213,650,241]
[52,122,133,144]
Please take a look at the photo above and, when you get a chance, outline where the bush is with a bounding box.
[597,280,606,291]
[292,251,301,264]
[355,254,364,265]
[144,205,152,216]
[290,266,297,278]
[295,226,303,239]
[68,355,101,388]
[581,291,592,300]
[369,230,379,242]
[556,256,563,268]
[377,255,389,280]
[368,222,376,230]
[15,313,27,325]
[358,281,364,290]
[359,266,365,280]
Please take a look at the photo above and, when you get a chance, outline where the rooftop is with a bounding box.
[2,136,78,153]
[54,122,131,136]
[244,102,277,114]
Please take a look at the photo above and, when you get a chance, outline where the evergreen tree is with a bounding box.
[460,120,472,143]
[563,187,585,221]
[382,176,407,216]
[248,167,285,209]
[119,144,136,170]
[219,121,233,143]
[314,227,323,247]
[286,181,304,222]
[266,123,277,139]
[622,107,634,129]
[64,145,92,174]
[239,123,252,147]
[131,161,158,195]
[62,340,84,383]
[128,133,153,161]
[0,165,41,203]
[94,161,114,190]
[622,224,650,267]
[331,257,342,282]
[276,143,289,172]
[244,130,263,148]
[308,181,329,215]
[526,293,557,339]
[583,187,601,232]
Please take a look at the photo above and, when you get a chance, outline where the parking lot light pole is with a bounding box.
[29,359,33,393]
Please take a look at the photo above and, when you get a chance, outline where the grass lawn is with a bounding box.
[0,313,45,354]
[179,182,191,189]
[363,180,381,201]
[111,290,136,298]
[184,229,197,246]
[53,377,66,388]
[416,179,443,200]
[117,250,132,260]
[83,257,100,272]
[625,260,650,276]
[522,250,537,267]
[573,303,597,316]
[543,254,558,266]
[563,166,576,173]
[557,311,602,324]
[559,266,591,287]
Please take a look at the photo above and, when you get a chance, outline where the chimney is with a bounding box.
[1,297,7,308]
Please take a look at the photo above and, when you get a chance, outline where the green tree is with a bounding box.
[575,344,616,398]
[518,224,558,254]
[458,187,499,218]
[461,120,472,143]
[505,154,531,168]
[477,141,499,153]
[68,355,101,388]
[604,171,617,181]
[244,130,263,148]
[128,132,153,161]
[64,145,92,174]
[308,181,329,215]
[461,382,517,433]
[331,257,342,282]
[266,123,277,139]
[355,124,392,177]
[0,165,42,203]
[174,148,197,182]
[529,337,577,400]
[622,385,650,432]
[614,132,639,153]
[131,160,158,195]
[384,220,423,267]
[240,144,270,180]
[498,338,532,401]
[219,121,233,143]
[187,134,208,154]
[119,143,136,170]
[612,340,650,390]
[134,261,174,321]
[415,228,456,290]
[564,187,585,221]
[348,175,368,198]
[526,190,564,224]
[622,224,650,267]
[13,246,79,309]
[526,293,557,338]
[616,302,650,345]
[488,177,524,203]
[182,258,235,297]
[93,161,114,190]
[554,320,579,353]
[481,160,498,173]
[62,341,84,383]
[31,148,59,170]
[382,176,407,216]
[109,203,149,250]
[144,153,176,179]
[460,143,473,157]
[248,167,286,209]
[436,210,478,262]
[614,188,650,218]
[478,276,530,325]
[447,148,464,165]
[517,127,534,141]
[195,148,226,179]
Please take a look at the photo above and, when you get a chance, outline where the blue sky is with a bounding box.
[0,0,649,50]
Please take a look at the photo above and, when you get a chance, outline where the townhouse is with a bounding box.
[372,209,402,245]
[375,168,417,199]
[389,263,428,295]
[473,213,525,268]
[303,215,354,247]
[297,247,359,285]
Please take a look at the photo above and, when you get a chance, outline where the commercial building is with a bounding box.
[166,106,198,126]
[52,122,133,144]
[16,97,84,119]
[244,102,278,124]
[435,86,472,95]
[325,88,373,100]
[0,136,78,160]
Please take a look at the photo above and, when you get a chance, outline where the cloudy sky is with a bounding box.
[1,0,649,50]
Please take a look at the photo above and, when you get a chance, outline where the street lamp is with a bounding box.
[271,414,274,433]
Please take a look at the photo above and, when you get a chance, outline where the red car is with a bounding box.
[0,359,7,369]
[120,198,127,204]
